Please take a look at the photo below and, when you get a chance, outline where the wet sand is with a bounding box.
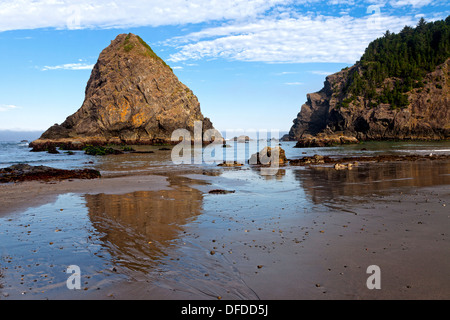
[0,159,449,300]
[240,186,449,299]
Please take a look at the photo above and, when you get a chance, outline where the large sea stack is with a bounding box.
[285,17,450,144]
[30,33,214,150]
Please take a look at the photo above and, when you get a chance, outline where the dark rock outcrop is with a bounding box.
[0,164,101,183]
[285,58,450,142]
[288,153,450,166]
[208,189,236,194]
[30,33,214,151]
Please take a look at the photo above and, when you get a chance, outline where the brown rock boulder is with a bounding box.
[248,146,287,165]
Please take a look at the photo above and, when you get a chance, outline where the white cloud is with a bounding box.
[41,63,94,71]
[0,104,20,112]
[390,0,433,7]
[327,0,356,5]
[285,82,304,85]
[275,71,299,75]
[309,70,333,76]
[0,1,438,65]
[0,0,292,32]
[168,14,416,64]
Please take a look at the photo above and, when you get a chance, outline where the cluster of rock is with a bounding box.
[227,146,450,171]
[288,154,358,170]
[217,161,244,167]
[289,154,330,165]
[289,153,449,169]
[232,135,253,143]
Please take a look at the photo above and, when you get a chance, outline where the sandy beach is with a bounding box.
[0,156,449,300]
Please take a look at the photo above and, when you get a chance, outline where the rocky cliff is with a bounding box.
[286,58,449,142]
[31,33,214,150]
[286,18,450,142]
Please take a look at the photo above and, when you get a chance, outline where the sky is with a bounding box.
[0,0,448,134]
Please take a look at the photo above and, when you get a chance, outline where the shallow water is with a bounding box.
[0,140,449,299]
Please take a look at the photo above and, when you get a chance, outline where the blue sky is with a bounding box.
[0,0,448,133]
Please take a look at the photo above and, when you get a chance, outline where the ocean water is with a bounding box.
[0,141,96,171]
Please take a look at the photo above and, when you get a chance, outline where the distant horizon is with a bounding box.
[0,130,43,142]
[0,129,290,142]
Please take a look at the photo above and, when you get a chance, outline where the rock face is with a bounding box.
[286,58,450,142]
[31,33,214,150]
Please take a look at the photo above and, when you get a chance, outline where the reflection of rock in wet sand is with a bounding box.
[249,166,286,181]
[84,176,259,299]
[85,180,203,273]
[295,160,450,204]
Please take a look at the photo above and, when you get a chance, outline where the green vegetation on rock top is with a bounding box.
[122,33,171,70]
[342,16,450,110]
